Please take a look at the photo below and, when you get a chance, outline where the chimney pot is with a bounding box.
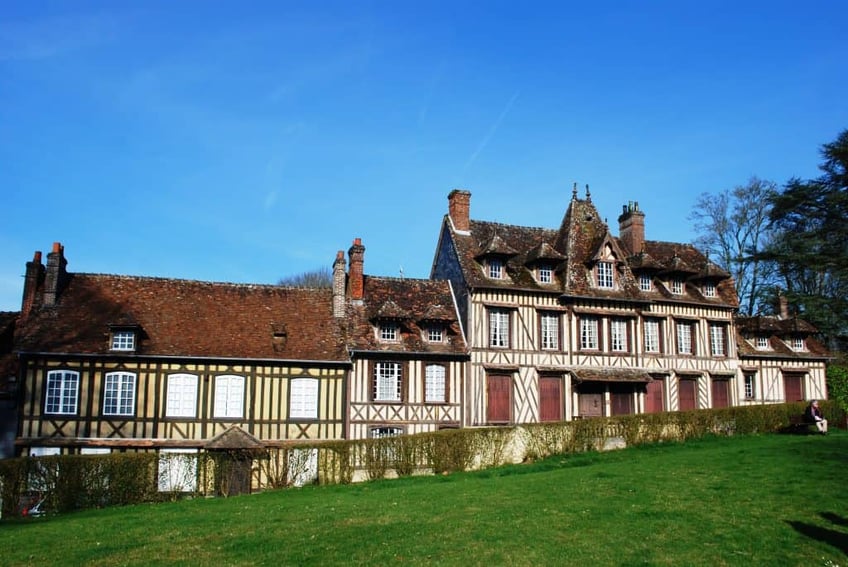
[618,202,646,256]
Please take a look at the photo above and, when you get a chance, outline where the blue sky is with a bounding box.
[2,1,847,312]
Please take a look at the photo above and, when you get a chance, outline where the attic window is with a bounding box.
[111,330,136,351]
[791,337,805,352]
[426,325,444,343]
[379,323,400,342]
[671,279,684,295]
[488,258,503,279]
[537,264,553,284]
[755,336,770,350]
[596,262,614,289]
[639,273,652,292]
[703,282,716,297]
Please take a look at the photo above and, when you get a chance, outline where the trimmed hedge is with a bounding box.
[2,401,842,518]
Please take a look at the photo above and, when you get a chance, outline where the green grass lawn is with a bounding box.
[2,432,847,566]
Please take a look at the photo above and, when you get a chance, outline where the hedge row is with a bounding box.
[1,401,841,518]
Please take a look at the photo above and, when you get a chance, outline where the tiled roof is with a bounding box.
[445,196,739,307]
[15,274,349,362]
[347,276,467,355]
[736,315,829,359]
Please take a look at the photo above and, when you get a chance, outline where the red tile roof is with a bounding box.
[15,274,349,362]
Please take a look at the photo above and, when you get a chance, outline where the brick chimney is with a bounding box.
[448,189,471,232]
[43,242,68,307]
[618,201,645,255]
[348,238,365,301]
[332,250,347,318]
[21,250,45,319]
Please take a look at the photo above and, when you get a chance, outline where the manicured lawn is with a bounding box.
[2,432,847,566]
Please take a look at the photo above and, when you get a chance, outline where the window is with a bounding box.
[45,370,79,414]
[489,309,510,348]
[671,279,684,295]
[166,373,198,418]
[597,262,614,289]
[426,326,444,343]
[374,362,402,402]
[611,319,628,352]
[488,258,503,279]
[371,426,403,438]
[703,282,716,297]
[580,317,599,350]
[540,312,559,350]
[214,375,245,418]
[103,372,136,416]
[744,373,756,400]
[710,324,726,356]
[639,273,652,292]
[425,364,447,403]
[380,323,399,342]
[676,321,694,355]
[644,319,661,353]
[538,264,553,284]
[792,338,805,351]
[290,378,319,419]
[755,336,770,350]
[111,330,136,351]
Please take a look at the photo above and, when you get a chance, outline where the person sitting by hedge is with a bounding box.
[804,400,828,435]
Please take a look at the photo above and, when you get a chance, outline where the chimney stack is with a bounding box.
[618,201,645,255]
[21,250,45,319]
[348,238,365,302]
[448,189,471,232]
[778,294,789,319]
[43,242,68,307]
[332,250,347,318]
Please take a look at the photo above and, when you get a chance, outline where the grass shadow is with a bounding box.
[786,516,848,556]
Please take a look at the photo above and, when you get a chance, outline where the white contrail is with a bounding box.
[462,90,520,174]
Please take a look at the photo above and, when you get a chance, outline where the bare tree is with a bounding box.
[689,177,777,315]
[278,267,333,288]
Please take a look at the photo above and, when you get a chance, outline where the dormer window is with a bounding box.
[639,273,652,292]
[537,264,553,284]
[488,258,503,279]
[791,337,805,351]
[755,336,770,350]
[426,325,444,343]
[379,323,400,342]
[596,261,614,289]
[703,282,716,297]
[111,330,136,351]
[671,279,684,295]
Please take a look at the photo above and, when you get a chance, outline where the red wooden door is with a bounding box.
[610,391,633,415]
[578,383,605,418]
[539,376,562,422]
[783,373,804,402]
[678,378,697,411]
[711,379,729,408]
[487,375,511,424]
[646,378,665,413]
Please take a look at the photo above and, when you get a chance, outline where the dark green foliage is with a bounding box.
[764,129,848,346]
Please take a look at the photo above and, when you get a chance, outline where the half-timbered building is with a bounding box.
[338,239,468,439]
[431,187,745,425]
[736,310,830,404]
[13,243,350,475]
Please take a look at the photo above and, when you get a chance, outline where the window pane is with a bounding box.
[290,378,319,419]
[489,310,509,348]
[425,364,446,403]
[374,362,401,401]
[214,375,245,418]
[710,324,725,356]
[676,322,692,354]
[581,318,598,350]
[611,319,628,352]
[644,320,660,353]
[541,313,559,350]
[166,374,198,417]
[597,262,613,289]
[45,370,79,414]
[104,372,136,416]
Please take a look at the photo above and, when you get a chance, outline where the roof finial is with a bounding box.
[585,184,591,202]
[572,182,578,201]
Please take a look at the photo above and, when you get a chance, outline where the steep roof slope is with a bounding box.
[15,274,349,362]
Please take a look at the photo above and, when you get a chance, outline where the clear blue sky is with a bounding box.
[2,1,847,312]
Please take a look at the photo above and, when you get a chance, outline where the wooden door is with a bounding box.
[487,375,511,424]
[610,384,634,416]
[645,378,665,413]
[783,373,804,402]
[711,379,730,408]
[539,376,563,422]
[678,378,697,411]
[578,383,604,418]
[214,453,253,496]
